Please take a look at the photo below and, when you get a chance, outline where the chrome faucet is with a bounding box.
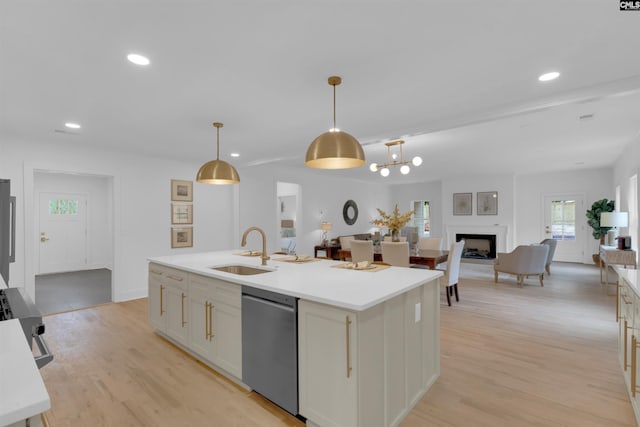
[241,226,270,266]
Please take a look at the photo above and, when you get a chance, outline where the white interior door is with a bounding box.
[543,195,584,263]
[38,192,88,274]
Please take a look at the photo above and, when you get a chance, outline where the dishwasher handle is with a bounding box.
[242,294,296,313]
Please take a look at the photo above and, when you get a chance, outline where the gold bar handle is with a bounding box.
[209,303,214,341]
[633,335,637,397]
[345,315,352,378]
[204,301,209,340]
[160,284,165,316]
[150,270,163,276]
[181,292,187,327]
[167,274,184,282]
[625,320,632,370]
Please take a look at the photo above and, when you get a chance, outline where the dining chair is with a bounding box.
[417,237,442,250]
[349,240,374,264]
[339,235,355,250]
[383,236,407,242]
[438,240,465,306]
[381,242,410,267]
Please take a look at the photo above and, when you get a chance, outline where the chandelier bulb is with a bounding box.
[380,167,390,177]
[412,156,423,166]
[369,163,378,172]
[400,165,410,175]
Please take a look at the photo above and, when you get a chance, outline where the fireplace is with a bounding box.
[456,233,497,260]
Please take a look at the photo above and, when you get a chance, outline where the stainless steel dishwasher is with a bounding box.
[241,286,298,415]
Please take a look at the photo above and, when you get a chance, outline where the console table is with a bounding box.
[600,245,637,320]
[313,244,341,260]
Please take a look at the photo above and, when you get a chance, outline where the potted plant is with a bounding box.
[585,198,615,263]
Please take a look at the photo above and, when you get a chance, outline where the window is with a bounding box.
[550,199,576,240]
[49,199,79,215]
[412,200,430,237]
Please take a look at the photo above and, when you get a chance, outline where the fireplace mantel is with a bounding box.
[445,225,509,253]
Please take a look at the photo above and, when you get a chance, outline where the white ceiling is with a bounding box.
[2,1,640,184]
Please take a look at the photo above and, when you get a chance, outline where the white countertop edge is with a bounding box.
[616,267,640,297]
[0,319,51,426]
[148,251,443,312]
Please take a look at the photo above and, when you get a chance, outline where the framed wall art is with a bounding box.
[171,203,193,225]
[453,193,472,215]
[171,179,193,202]
[477,191,498,215]
[171,227,193,248]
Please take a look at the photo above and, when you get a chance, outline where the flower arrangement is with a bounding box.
[371,204,414,240]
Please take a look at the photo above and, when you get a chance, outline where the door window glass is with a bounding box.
[550,200,575,240]
[49,199,79,215]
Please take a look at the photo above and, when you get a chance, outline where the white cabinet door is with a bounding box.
[148,267,166,331]
[211,301,242,378]
[188,287,214,359]
[188,274,242,379]
[298,300,358,427]
[163,270,189,345]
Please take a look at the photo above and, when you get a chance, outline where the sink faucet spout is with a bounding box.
[241,227,270,266]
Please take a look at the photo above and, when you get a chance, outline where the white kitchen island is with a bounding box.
[148,250,442,427]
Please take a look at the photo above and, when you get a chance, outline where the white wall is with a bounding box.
[239,165,391,257]
[34,172,113,272]
[1,138,236,301]
[613,135,640,256]
[389,180,443,237]
[441,174,516,249]
[515,167,612,263]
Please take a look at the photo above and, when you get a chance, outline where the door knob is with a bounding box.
[41,236,50,242]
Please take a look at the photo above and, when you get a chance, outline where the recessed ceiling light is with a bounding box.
[127,53,150,66]
[230,153,240,158]
[65,122,81,129]
[538,71,560,82]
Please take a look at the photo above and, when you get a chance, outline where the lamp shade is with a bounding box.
[600,211,628,227]
[305,130,365,169]
[196,159,240,184]
[321,221,333,231]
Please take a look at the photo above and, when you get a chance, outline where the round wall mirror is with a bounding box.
[343,200,358,225]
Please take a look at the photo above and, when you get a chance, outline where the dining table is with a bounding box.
[338,247,448,270]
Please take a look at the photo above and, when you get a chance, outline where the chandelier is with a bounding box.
[369,140,422,177]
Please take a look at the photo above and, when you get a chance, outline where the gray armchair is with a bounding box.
[540,239,557,275]
[493,245,549,287]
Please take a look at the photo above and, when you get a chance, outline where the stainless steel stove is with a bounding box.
[0,287,53,369]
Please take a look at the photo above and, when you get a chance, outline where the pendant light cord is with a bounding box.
[216,126,220,160]
[333,82,337,130]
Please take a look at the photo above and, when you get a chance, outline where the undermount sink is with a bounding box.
[211,265,274,275]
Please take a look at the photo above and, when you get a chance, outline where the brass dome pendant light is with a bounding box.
[196,122,240,185]
[305,76,365,169]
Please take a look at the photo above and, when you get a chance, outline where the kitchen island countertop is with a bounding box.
[148,250,442,311]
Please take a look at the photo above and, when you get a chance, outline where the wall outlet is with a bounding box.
[415,302,421,323]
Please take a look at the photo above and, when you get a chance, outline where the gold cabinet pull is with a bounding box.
[160,284,165,316]
[150,269,163,276]
[345,315,352,378]
[625,320,632,370]
[181,292,187,327]
[633,335,637,397]
[167,274,184,281]
[209,303,214,341]
[204,301,210,340]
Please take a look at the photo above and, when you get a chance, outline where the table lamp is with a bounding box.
[600,212,628,246]
[321,221,332,246]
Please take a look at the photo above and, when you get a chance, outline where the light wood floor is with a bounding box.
[39,262,637,426]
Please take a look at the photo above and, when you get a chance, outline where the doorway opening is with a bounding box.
[34,171,114,314]
[277,182,301,255]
